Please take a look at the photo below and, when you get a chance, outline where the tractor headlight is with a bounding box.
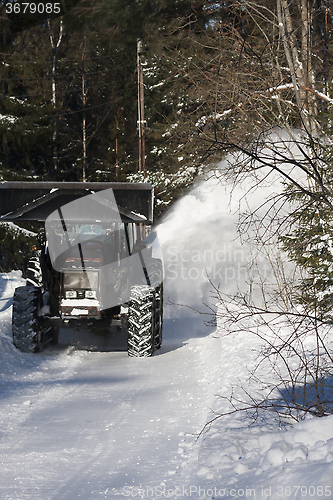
[63,271,99,299]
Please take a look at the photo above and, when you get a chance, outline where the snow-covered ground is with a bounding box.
[0,174,332,500]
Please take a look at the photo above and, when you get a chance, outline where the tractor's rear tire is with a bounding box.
[127,285,155,357]
[12,286,43,353]
[26,256,43,287]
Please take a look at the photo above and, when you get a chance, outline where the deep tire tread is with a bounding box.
[145,259,163,350]
[12,286,42,353]
[128,285,155,357]
[26,256,43,287]
[154,283,163,349]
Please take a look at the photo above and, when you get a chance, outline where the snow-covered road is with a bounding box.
[0,270,220,499]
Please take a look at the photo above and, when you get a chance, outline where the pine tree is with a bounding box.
[0,223,37,272]
[280,143,333,318]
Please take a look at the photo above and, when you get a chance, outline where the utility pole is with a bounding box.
[82,36,87,182]
[137,39,145,173]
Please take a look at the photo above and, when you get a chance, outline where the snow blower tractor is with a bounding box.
[0,182,163,356]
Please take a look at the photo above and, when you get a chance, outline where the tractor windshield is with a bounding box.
[44,188,162,310]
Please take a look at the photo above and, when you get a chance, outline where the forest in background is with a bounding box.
[0,0,333,271]
[0,1,331,198]
[0,0,221,209]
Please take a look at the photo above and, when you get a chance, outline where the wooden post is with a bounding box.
[82,37,87,182]
[137,39,145,173]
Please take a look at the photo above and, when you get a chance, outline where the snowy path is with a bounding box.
[0,271,220,500]
[1,174,333,500]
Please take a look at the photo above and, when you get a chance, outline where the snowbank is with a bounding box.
[0,270,25,357]
[192,416,333,500]
[184,327,333,500]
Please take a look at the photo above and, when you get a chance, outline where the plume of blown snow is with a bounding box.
[157,131,312,318]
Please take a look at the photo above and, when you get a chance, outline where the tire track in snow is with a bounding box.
[0,321,221,500]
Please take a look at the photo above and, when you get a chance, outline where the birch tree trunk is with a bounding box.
[47,19,64,172]
[276,0,317,133]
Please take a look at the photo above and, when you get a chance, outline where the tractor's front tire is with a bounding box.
[127,285,155,357]
[12,286,43,353]
[144,258,163,350]
[154,282,163,350]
